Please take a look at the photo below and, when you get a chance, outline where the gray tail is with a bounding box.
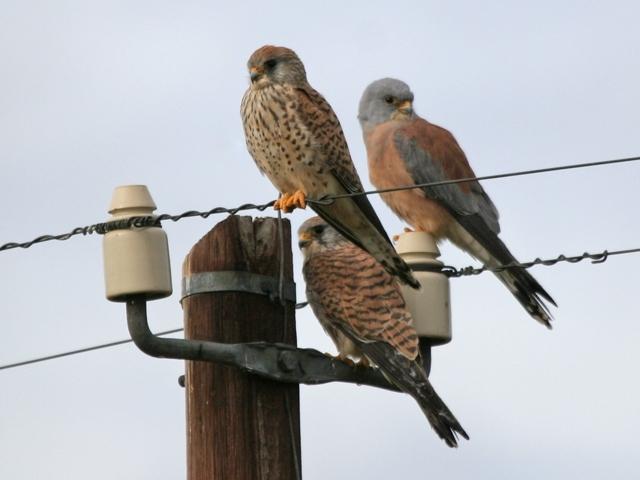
[451,216,556,327]
[494,266,556,328]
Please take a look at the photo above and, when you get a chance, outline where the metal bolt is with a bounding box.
[278,351,298,372]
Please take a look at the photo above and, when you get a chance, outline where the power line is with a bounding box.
[443,246,640,277]
[1,154,639,253]
[0,328,183,371]
[1,245,639,372]
[0,200,276,252]
[316,154,640,203]
[0,302,311,372]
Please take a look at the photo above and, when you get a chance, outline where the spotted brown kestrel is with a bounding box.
[240,46,419,288]
[358,78,556,327]
[298,216,468,447]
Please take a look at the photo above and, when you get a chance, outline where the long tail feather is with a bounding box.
[355,339,468,447]
[312,196,420,289]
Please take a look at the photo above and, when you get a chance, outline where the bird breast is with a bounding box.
[241,84,328,195]
[365,123,453,239]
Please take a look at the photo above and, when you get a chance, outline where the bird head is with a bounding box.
[358,78,416,133]
[298,216,348,258]
[246,45,308,89]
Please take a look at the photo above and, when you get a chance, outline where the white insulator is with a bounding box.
[395,231,452,345]
[103,185,172,302]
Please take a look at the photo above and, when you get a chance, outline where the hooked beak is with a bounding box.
[298,232,312,250]
[249,66,264,82]
[397,99,413,115]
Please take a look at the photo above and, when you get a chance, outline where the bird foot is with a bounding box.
[392,227,415,242]
[273,193,292,211]
[274,191,307,213]
[356,357,371,368]
[284,190,307,212]
[325,352,356,367]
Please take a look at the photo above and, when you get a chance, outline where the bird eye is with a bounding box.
[312,225,326,235]
[384,95,394,104]
[264,59,277,69]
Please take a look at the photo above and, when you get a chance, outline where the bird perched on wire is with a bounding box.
[299,216,468,447]
[358,78,556,327]
[240,46,419,289]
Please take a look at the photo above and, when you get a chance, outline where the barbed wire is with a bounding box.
[1,245,638,372]
[2,155,639,253]
[0,200,276,252]
[442,247,640,277]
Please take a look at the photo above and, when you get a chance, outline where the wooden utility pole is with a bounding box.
[182,215,301,480]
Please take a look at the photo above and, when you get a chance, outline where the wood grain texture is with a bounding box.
[183,215,300,480]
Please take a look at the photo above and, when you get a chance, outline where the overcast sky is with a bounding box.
[1,1,639,479]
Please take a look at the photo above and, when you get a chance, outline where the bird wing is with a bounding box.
[394,118,501,234]
[294,85,392,245]
[306,244,418,360]
[394,119,556,320]
[304,244,468,447]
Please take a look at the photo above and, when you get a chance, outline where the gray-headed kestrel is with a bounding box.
[241,46,419,289]
[358,78,556,327]
[299,216,468,447]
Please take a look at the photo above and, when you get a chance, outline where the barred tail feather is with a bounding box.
[346,335,468,448]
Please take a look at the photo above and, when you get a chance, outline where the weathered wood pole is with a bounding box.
[183,215,301,480]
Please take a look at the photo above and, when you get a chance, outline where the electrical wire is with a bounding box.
[0,328,183,371]
[1,242,638,372]
[1,154,638,253]
[313,154,640,204]
[1,154,639,372]
[0,303,311,372]
[443,246,640,277]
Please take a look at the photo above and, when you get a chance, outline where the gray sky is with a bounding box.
[1,1,639,478]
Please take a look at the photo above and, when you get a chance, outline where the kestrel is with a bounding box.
[240,46,419,289]
[358,78,556,327]
[299,216,468,448]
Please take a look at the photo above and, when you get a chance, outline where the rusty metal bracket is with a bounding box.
[126,297,399,392]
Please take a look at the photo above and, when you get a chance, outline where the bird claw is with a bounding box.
[274,191,307,213]
[392,227,415,242]
[356,357,371,368]
[273,193,291,211]
[324,352,356,367]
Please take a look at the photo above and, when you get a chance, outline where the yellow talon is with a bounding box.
[273,193,292,211]
[324,352,356,367]
[356,357,371,368]
[393,227,415,242]
[282,190,307,213]
[335,353,355,367]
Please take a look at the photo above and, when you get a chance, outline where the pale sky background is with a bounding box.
[1,1,639,479]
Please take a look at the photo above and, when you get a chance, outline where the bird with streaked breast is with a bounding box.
[358,78,556,327]
[241,46,419,289]
[298,216,468,448]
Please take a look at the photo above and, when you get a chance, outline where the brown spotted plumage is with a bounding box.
[299,216,468,448]
[359,78,556,327]
[241,46,419,288]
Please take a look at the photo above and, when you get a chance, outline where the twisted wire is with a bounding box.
[0,200,275,252]
[2,155,638,252]
[442,247,640,277]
